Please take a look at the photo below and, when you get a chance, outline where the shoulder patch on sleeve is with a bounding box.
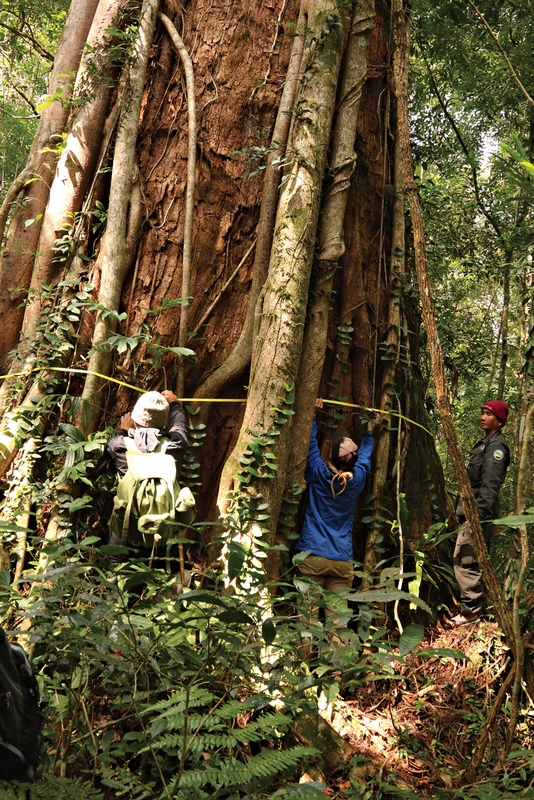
[493,449,504,461]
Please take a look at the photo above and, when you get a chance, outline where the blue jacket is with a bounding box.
[295,417,374,562]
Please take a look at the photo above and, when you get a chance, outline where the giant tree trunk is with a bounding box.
[0,0,449,592]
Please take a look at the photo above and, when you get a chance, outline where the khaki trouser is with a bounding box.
[453,521,495,615]
[296,555,354,658]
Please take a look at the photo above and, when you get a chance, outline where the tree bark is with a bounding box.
[287,0,376,486]
[216,0,350,563]
[0,0,100,371]
[193,2,308,410]
[78,0,161,435]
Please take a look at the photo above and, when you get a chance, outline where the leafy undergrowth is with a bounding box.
[315,622,534,799]
[1,531,533,800]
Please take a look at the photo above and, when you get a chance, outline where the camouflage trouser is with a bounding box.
[453,521,495,615]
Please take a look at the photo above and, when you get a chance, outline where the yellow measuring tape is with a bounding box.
[0,366,432,436]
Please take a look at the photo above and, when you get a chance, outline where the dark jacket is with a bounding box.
[295,417,374,562]
[456,429,510,522]
[107,401,189,479]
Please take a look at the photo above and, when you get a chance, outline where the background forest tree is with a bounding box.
[0,0,533,797]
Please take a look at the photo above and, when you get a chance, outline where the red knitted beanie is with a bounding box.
[482,400,509,426]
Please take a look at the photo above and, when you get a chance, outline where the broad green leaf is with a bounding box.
[262,618,276,646]
[399,624,424,656]
[492,513,534,527]
[227,542,246,580]
[69,496,93,514]
[347,589,430,613]
[59,423,85,442]
[167,346,196,358]
[417,648,468,660]
[216,609,254,625]
[293,550,311,566]
[0,522,33,532]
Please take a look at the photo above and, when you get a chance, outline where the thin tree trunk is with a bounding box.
[501,403,533,759]
[460,660,516,785]
[78,0,160,435]
[497,255,511,400]
[486,313,502,395]
[514,267,533,497]
[392,0,514,646]
[18,0,126,358]
[0,0,100,371]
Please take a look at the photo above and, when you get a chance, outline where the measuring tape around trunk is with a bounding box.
[0,366,432,436]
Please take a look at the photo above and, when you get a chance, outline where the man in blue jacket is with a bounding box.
[295,399,377,646]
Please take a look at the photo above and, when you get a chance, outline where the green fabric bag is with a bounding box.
[113,437,195,548]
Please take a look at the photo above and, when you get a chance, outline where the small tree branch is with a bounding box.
[0,20,55,61]
[11,84,39,115]
[423,54,502,238]
[464,0,534,110]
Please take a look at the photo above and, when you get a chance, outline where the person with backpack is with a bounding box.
[107,390,193,568]
[0,628,42,781]
[295,399,378,652]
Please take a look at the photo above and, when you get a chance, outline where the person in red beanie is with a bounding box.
[447,401,510,627]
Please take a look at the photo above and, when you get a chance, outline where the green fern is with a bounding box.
[0,778,103,800]
[176,746,318,791]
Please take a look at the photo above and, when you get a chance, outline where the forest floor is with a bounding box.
[315,621,534,797]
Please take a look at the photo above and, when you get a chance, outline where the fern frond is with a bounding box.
[176,746,318,791]
[270,781,327,799]
[143,685,213,714]
[0,778,104,800]
[140,731,240,753]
